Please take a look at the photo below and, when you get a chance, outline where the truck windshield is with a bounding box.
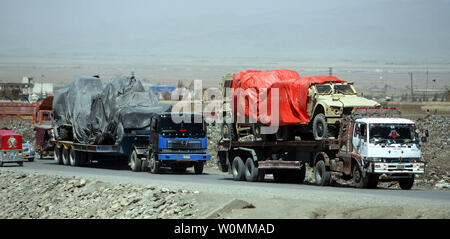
[160,116,206,137]
[369,123,415,144]
[316,85,332,94]
[334,84,355,94]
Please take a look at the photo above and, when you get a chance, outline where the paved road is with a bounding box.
[3,157,449,204]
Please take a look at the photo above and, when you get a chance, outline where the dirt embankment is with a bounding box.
[0,170,199,219]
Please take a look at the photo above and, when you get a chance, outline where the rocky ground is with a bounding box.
[0,170,199,219]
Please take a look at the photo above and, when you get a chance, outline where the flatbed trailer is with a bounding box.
[218,107,426,190]
[217,139,339,183]
[53,130,149,167]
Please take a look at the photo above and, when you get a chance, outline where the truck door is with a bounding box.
[352,123,367,155]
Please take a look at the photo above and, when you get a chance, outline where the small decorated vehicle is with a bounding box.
[0,130,24,166]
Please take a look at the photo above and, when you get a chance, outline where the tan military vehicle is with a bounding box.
[220,75,380,141]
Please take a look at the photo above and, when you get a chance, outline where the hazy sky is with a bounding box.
[1,0,449,61]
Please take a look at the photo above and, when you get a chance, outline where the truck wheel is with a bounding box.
[62,147,70,165]
[130,149,142,172]
[399,175,415,190]
[221,123,237,141]
[141,160,149,172]
[313,113,328,141]
[149,152,160,174]
[352,165,369,188]
[69,149,81,166]
[217,151,229,172]
[232,156,245,181]
[194,162,204,174]
[54,146,62,164]
[314,160,331,186]
[245,157,259,182]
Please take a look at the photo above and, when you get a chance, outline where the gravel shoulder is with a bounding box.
[1,164,449,219]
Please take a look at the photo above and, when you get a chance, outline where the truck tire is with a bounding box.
[232,156,245,181]
[130,149,142,172]
[217,151,229,172]
[54,145,62,164]
[313,113,328,141]
[352,165,369,188]
[62,147,70,165]
[245,157,259,182]
[194,162,204,174]
[314,160,331,186]
[149,152,160,174]
[141,160,149,172]
[69,148,76,166]
[221,123,237,141]
[399,175,415,190]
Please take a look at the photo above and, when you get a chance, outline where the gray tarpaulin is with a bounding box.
[53,75,171,145]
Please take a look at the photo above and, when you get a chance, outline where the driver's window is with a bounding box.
[360,124,367,141]
[354,124,360,138]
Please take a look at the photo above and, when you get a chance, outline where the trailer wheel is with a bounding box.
[244,157,259,182]
[194,162,204,174]
[130,149,142,172]
[54,145,62,164]
[399,175,415,190]
[221,123,237,141]
[352,165,369,188]
[313,113,328,141]
[149,152,160,174]
[315,160,331,186]
[232,156,245,181]
[62,147,70,165]
[141,160,149,172]
[69,149,81,166]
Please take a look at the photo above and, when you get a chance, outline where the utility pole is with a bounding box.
[426,68,429,100]
[329,67,333,76]
[409,72,414,102]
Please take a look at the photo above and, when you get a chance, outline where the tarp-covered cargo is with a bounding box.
[266,76,345,125]
[53,75,171,145]
[231,69,346,126]
[89,76,171,145]
[231,69,301,121]
[53,76,103,143]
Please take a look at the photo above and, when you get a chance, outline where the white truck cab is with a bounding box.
[353,117,424,175]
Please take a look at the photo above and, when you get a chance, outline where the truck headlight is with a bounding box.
[329,106,342,115]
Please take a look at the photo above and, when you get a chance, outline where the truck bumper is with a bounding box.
[369,162,425,174]
[0,152,24,163]
[158,153,210,161]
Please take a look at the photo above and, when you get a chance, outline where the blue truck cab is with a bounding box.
[145,112,210,174]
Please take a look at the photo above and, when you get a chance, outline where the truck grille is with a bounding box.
[167,140,202,149]
[343,107,354,115]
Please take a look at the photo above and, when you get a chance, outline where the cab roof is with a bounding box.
[356,118,415,124]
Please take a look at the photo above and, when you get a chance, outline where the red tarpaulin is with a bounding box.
[232,70,345,126]
[232,69,301,121]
